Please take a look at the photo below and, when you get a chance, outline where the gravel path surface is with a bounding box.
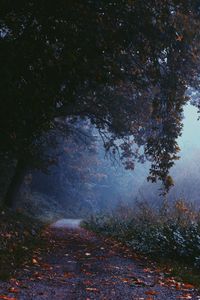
[0,219,199,299]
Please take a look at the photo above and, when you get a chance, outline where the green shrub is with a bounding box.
[84,200,200,267]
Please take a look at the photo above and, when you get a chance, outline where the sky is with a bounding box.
[179,104,200,150]
[120,103,200,204]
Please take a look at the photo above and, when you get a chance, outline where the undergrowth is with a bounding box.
[83,199,200,286]
[0,207,44,280]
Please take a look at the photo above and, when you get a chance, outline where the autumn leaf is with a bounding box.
[122,278,129,283]
[32,258,38,264]
[41,263,52,270]
[182,283,194,289]
[145,290,158,296]
[63,272,75,279]
[82,271,93,276]
[0,296,17,300]
[85,287,99,292]
[8,287,20,293]
[176,35,183,41]
[129,277,146,286]
[175,282,182,290]
[143,268,152,273]
[83,280,93,286]
[176,294,192,299]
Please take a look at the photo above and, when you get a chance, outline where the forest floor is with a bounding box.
[0,219,199,300]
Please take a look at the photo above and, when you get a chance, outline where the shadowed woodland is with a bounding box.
[0,0,199,207]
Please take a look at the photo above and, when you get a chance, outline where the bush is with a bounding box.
[83,200,200,268]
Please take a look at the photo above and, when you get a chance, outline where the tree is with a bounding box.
[0,1,199,206]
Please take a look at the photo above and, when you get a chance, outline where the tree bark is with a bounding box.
[4,159,26,208]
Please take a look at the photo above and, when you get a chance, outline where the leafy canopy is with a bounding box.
[0,1,199,190]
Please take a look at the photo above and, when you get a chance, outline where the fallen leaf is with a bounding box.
[145,290,158,296]
[83,271,93,276]
[0,296,17,300]
[122,278,129,283]
[83,280,93,286]
[8,287,20,293]
[86,287,99,292]
[63,272,75,279]
[129,277,146,286]
[41,263,52,270]
[143,268,152,273]
[176,35,183,41]
[182,283,194,289]
[32,258,38,264]
[176,294,192,299]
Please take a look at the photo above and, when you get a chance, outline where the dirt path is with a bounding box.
[0,219,199,300]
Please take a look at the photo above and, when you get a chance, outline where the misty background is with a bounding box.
[11,101,200,221]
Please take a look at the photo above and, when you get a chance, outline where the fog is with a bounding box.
[168,104,200,204]
[136,103,200,205]
[17,103,200,220]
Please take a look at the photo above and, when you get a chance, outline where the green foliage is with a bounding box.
[84,200,200,268]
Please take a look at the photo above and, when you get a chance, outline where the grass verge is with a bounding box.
[83,200,200,288]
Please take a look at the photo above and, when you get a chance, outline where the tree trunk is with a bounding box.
[4,159,26,208]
